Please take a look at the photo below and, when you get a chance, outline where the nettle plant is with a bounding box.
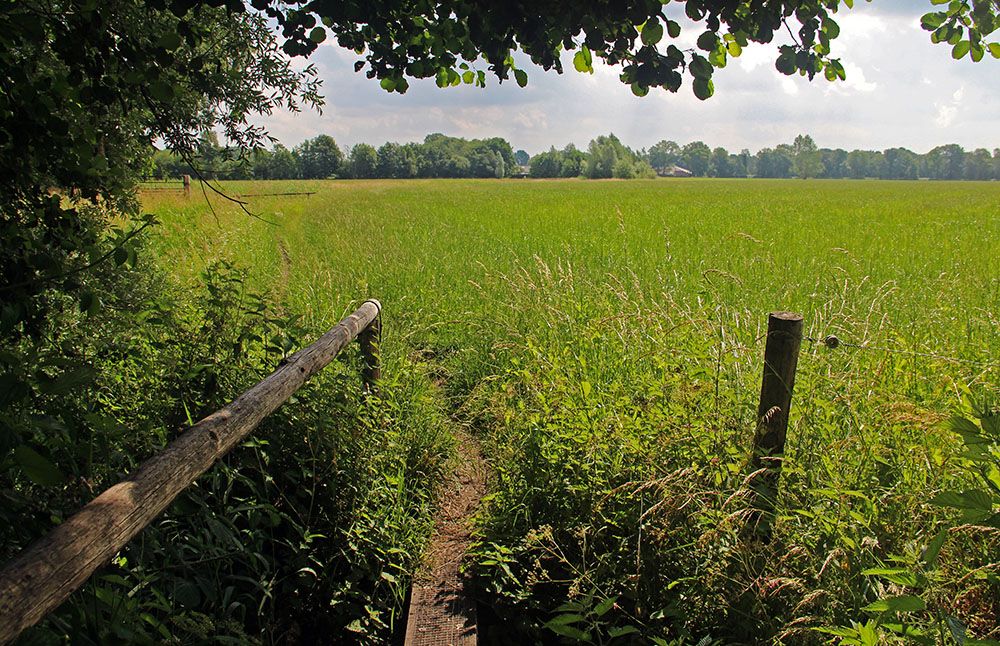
[821,409,1000,646]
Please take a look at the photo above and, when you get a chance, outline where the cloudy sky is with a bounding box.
[257,2,999,156]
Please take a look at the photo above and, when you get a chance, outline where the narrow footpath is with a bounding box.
[403,423,486,646]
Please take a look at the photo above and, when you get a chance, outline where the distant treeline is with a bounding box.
[533,134,1000,181]
[151,132,518,180]
[150,132,1000,182]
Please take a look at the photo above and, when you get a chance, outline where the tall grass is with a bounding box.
[144,178,1000,643]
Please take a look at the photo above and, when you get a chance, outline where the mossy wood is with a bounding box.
[0,300,382,644]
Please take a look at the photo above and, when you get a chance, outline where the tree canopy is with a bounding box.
[255,0,998,100]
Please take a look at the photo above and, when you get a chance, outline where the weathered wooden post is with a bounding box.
[747,311,803,538]
[358,299,381,396]
[182,174,191,196]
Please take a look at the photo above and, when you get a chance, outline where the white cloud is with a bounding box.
[935,104,958,128]
[780,77,800,96]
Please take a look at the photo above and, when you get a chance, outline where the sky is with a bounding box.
[255,2,999,156]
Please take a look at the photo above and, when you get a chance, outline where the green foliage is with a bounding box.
[246,0,993,100]
[347,144,380,180]
[2,243,451,642]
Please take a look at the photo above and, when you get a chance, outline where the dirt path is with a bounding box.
[403,422,486,646]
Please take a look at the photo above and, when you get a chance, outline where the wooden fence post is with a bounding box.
[748,311,803,537]
[358,299,381,395]
[182,174,191,196]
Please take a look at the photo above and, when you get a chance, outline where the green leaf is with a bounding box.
[157,31,182,51]
[38,365,97,395]
[688,54,713,79]
[513,69,528,88]
[435,67,449,88]
[696,31,717,51]
[609,625,640,638]
[544,616,589,640]
[630,82,649,97]
[148,79,174,102]
[952,40,971,59]
[861,568,926,588]
[692,78,714,100]
[775,49,796,75]
[863,595,926,614]
[922,529,948,567]
[593,595,616,616]
[462,70,474,84]
[823,18,840,39]
[380,77,396,91]
[573,47,593,73]
[642,20,663,47]
[990,43,1000,59]
[666,20,681,39]
[309,27,326,44]
[921,12,947,30]
[930,489,993,512]
[14,445,65,486]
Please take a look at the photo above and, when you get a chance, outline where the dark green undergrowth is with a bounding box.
[1,235,451,644]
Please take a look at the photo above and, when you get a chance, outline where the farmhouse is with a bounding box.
[658,164,693,177]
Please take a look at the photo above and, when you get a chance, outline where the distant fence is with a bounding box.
[0,300,382,643]
[139,174,191,196]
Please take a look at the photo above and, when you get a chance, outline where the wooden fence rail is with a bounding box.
[0,299,382,644]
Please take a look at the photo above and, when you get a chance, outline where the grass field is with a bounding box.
[143,178,1000,643]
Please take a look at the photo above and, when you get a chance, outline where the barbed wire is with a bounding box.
[803,334,998,369]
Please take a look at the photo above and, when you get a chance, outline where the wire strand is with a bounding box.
[803,335,998,369]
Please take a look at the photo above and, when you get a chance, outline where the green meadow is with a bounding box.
[144,178,1000,643]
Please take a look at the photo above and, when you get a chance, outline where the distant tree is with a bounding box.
[529,148,562,178]
[560,144,588,177]
[846,150,884,179]
[994,149,1000,180]
[680,141,712,176]
[648,140,681,171]
[711,147,735,177]
[377,142,417,178]
[295,135,343,178]
[469,148,503,178]
[149,149,188,179]
[963,148,993,181]
[923,144,965,180]
[735,149,752,177]
[514,149,530,166]
[883,148,919,180]
[482,137,516,173]
[348,143,379,178]
[251,147,273,178]
[263,144,299,179]
[819,149,848,178]
[613,157,637,179]
[586,134,634,179]
[755,147,793,178]
[791,134,822,179]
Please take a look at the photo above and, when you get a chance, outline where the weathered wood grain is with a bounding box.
[748,311,803,537]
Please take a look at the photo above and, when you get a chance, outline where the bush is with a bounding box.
[2,243,451,643]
